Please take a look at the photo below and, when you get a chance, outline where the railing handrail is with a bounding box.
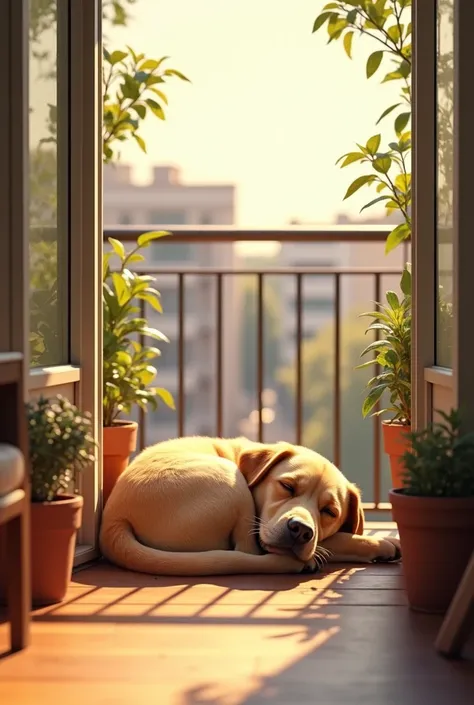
[109,266,403,276]
[104,225,397,243]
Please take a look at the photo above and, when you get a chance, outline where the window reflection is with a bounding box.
[29,0,69,367]
[436,0,454,367]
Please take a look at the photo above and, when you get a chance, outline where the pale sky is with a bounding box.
[107,0,403,227]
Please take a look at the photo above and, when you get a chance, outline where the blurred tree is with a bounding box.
[277,313,391,502]
[240,274,282,397]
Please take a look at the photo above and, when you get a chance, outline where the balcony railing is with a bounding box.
[104,226,409,514]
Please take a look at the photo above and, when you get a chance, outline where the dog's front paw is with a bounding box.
[301,557,319,574]
[372,537,402,563]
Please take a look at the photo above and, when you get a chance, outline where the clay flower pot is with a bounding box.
[31,494,83,605]
[103,420,138,505]
[382,421,411,489]
[389,489,474,613]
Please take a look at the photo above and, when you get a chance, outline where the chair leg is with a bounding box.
[6,511,30,651]
[435,552,474,659]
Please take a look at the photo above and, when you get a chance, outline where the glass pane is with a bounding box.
[29,0,69,367]
[436,0,454,367]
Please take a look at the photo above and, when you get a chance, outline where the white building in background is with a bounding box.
[104,164,241,443]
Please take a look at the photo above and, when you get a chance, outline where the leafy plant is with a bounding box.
[401,409,474,497]
[103,233,176,427]
[313,0,412,254]
[357,264,411,424]
[27,395,97,502]
[103,46,190,163]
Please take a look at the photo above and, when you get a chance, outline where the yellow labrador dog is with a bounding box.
[100,436,401,575]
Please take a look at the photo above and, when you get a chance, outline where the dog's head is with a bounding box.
[238,441,364,563]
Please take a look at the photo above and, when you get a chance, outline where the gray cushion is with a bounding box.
[0,444,24,497]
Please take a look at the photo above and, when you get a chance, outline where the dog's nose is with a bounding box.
[287,518,314,544]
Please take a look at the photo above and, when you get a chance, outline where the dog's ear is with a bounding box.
[238,443,295,489]
[340,483,364,535]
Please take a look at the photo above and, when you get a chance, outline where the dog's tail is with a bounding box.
[99,518,288,577]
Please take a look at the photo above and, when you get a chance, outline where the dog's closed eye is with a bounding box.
[279,481,295,496]
[321,506,337,518]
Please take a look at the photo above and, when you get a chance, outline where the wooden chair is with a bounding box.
[435,551,474,659]
[0,353,30,652]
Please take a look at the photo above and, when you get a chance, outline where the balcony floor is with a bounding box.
[1,526,473,705]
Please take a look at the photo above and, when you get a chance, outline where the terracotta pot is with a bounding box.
[0,494,83,606]
[389,489,474,613]
[31,494,83,605]
[103,420,138,505]
[382,421,411,489]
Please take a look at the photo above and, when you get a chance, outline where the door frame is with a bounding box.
[412,0,474,432]
[1,0,103,565]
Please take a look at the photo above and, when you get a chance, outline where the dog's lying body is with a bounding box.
[100,436,401,576]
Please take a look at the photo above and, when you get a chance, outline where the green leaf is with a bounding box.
[111,272,129,306]
[386,291,400,310]
[343,175,375,200]
[121,75,140,100]
[150,88,169,105]
[163,69,190,82]
[337,152,365,167]
[376,103,401,125]
[366,51,383,78]
[156,387,176,410]
[387,24,401,43]
[133,104,147,120]
[146,98,165,120]
[114,351,132,366]
[395,111,411,135]
[362,385,385,418]
[395,173,411,193]
[137,230,171,248]
[360,339,391,357]
[312,12,333,33]
[385,223,410,253]
[343,31,354,58]
[108,50,128,65]
[140,326,170,342]
[108,237,126,260]
[366,134,381,155]
[127,253,145,264]
[139,58,160,71]
[373,155,392,174]
[360,195,391,213]
[137,292,163,313]
[400,267,412,296]
[133,133,147,153]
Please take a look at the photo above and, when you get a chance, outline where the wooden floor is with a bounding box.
[1,530,473,705]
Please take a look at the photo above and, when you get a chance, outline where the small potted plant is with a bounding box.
[103,231,175,503]
[28,394,96,605]
[357,265,411,489]
[390,409,474,613]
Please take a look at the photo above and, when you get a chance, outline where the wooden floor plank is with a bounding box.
[0,561,472,705]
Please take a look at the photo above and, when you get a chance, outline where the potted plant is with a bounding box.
[103,231,175,504]
[389,409,474,613]
[28,394,96,605]
[357,265,411,489]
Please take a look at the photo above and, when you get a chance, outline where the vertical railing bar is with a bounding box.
[295,274,303,445]
[178,274,185,437]
[334,274,341,467]
[139,298,146,450]
[216,273,223,437]
[257,273,264,443]
[373,273,382,508]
